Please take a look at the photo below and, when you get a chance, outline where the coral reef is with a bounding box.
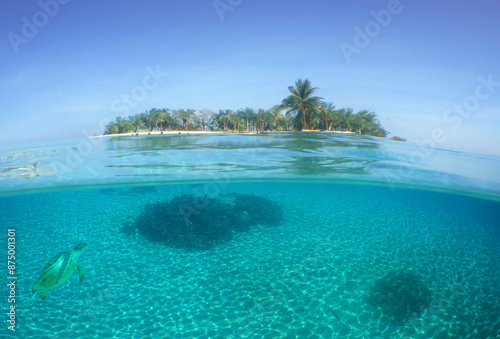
[125,193,283,250]
[232,194,283,230]
[367,270,431,324]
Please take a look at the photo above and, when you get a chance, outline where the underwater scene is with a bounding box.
[1,133,499,339]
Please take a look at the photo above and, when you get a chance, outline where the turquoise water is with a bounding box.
[1,133,499,338]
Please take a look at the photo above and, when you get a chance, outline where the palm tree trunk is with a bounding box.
[302,109,306,130]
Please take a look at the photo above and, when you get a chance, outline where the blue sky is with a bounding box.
[1,0,499,155]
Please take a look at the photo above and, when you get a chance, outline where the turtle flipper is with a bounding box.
[28,293,37,304]
[76,262,86,284]
[40,291,48,300]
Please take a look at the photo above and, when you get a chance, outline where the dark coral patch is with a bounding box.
[232,194,283,228]
[124,193,283,250]
[367,270,431,325]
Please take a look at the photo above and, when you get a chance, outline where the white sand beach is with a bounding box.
[90,130,356,138]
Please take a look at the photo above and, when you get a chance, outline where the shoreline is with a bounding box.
[89,130,356,138]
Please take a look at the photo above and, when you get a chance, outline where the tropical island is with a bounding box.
[104,79,395,138]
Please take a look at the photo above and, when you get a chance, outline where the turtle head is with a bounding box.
[73,242,88,254]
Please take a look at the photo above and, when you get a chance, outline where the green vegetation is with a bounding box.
[121,193,283,250]
[104,79,388,137]
[281,79,323,130]
[367,270,431,325]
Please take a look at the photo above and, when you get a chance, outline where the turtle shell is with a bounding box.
[32,251,68,292]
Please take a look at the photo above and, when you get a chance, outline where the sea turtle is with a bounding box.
[28,242,88,303]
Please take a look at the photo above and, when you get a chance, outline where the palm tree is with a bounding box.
[351,109,370,134]
[337,108,354,132]
[254,109,273,132]
[104,122,118,134]
[255,109,264,132]
[269,105,283,131]
[352,109,387,136]
[237,108,256,132]
[264,109,274,131]
[282,114,294,131]
[150,108,164,132]
[155,109,171,132]
[128,115,145,133]
[142,110,154,132]
[114,117,132,134]
[235,119,246,132]
[174,109,196,131]
[214,110,225,131]
[281,79,323,130]
[319,102,336,131]
[215,109,235,132]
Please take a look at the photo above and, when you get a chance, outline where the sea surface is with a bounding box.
[0,132,499,339]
